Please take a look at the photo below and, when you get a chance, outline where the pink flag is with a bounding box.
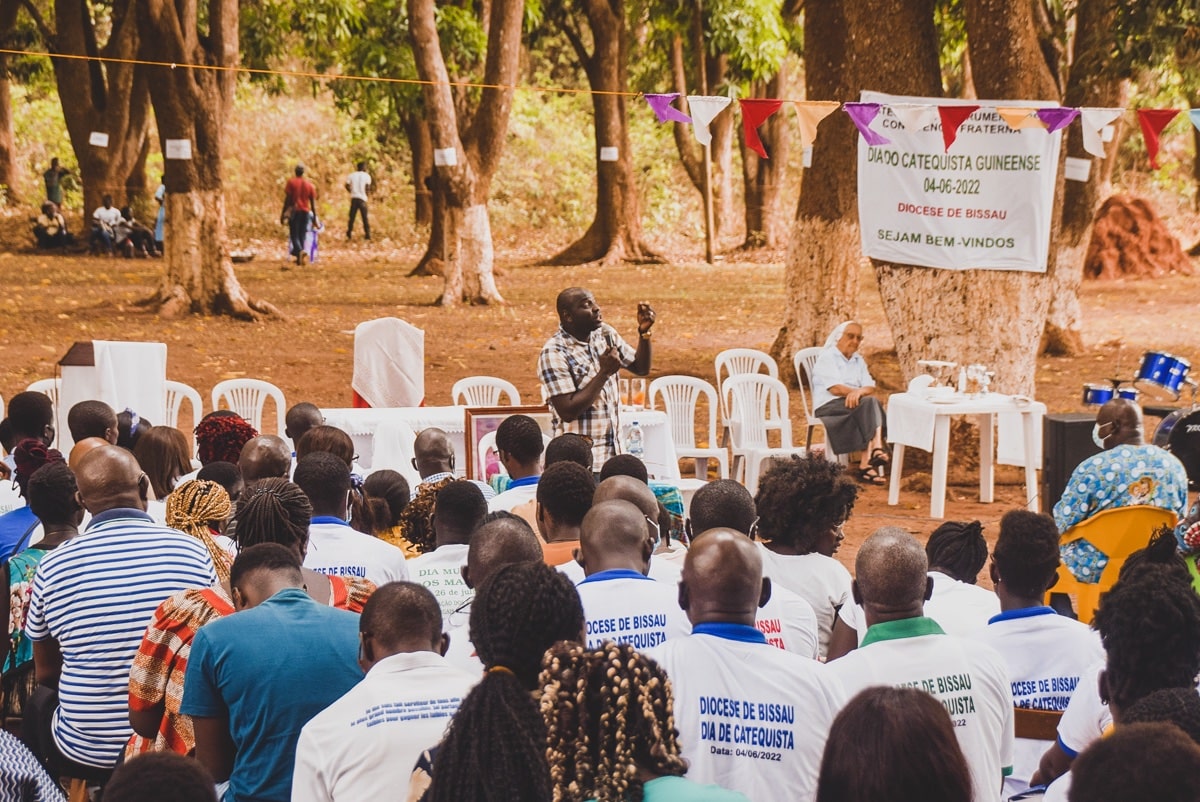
[1137,109,1180,169]
[938,105,979,151]
[1035,107,1080,133]
[843,103,890,146]
[644,93,692,124]
[739,99,784,159]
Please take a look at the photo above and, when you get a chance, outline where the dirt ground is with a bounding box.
[2,221,1198,581]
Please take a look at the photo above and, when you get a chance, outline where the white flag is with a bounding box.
[687,96,732,147]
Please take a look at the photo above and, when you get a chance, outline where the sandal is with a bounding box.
[856,465,887,486]
[869,448,891,469]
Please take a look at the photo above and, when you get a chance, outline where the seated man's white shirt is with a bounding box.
[292,651,477,802]
[559,554,682,585]
[93,205,122,227]
[487,482,539,513]
[1054,661,1110,761]
[829,617,1014,802]
[809,348,874,410]
[649,624,846,802]
[757,585,820,660]
[970,607,1103,796]
[839,571,1001,642]
[577,570,690,650]
[303,516,409,586]
[756,543,852,659]
[407,544,471,616]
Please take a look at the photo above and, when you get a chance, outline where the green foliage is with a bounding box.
[934,0,969,97]
[1110,0,1200,80]
[435,5,487,72]
[705,0,786,82]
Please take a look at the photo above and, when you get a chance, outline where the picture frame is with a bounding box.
[464,405,554,481]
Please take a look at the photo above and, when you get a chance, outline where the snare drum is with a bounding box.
[1117,387,1139,402]
[1154,408,1200,488]
[1082,384,1114,406]
[1136,351,1192,398]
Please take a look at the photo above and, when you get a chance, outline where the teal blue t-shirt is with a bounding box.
[182,588,362,802]
[591,775,751,802]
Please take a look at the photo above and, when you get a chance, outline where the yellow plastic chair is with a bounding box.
[1049,505,1178,624]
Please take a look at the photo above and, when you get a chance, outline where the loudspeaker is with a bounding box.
[1043,413,1103,512]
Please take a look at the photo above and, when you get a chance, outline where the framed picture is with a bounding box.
[464,405,554,481]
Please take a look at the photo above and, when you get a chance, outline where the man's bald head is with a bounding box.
[579,500,652,575]
[594,475,657,519]
[556,287,588,318]
[854,527,931,619]
[239,435,292,482]
[75,445,149,514]
[413,428,455,477]
[465,514,543,589]
[69,436,111,469]
[680,528,769,626]
[1097,398,1144,448]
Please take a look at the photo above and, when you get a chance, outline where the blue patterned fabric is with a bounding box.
[1059,538,1109,585]
[1051,444,1189,533]
[0,729,66,801]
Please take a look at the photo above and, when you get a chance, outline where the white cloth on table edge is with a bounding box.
[886,391,1044,466]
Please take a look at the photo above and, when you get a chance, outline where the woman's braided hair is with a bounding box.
[427,561,585,802]
[166,479,234,582]
[539,641,687,802]
[925,520,988,584]
[232,478,312,554]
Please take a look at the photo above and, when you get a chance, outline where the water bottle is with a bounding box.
[626,421,645,458]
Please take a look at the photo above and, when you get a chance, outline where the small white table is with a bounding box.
[886,392,1046,519]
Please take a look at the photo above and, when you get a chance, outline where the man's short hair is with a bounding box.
[197,461,243,497]
[104,752,217,802]
[495,415,545,465]
[229,543,303,590]
[689,479,756,536]
[855,527,929,609]
[293,452,351,510]
[434,480,488,538]
[67,400,116,442]
[6,392,53,437]
[361,581,443,649]
[544,433,593,471]
[598,454,648,484]
[992,510,1060,597]
[467,514,543,587]
[536,461,595,527]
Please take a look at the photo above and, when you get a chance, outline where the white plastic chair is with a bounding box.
[211,379,287,435]
[451,377,521,407]
[649,376,729,480]
[25,378,61,421]
[164,380,204,431]
[723,374,807,494]
[714,349,778,446]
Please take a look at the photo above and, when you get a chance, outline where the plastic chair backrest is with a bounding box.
[1061,504,1179,585]
[211,379,287,435]
[164,380,204,430]
[25,378,61,409]
[649,376,719,450]
[792,347,824,419]
[724,374,791,449]
[714,349,778,397]
[452,377,521,407]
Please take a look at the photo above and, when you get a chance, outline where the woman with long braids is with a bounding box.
[125,478,374,757]
[539,642,750,802]
[409,561,586,802]
[165,480,235,583]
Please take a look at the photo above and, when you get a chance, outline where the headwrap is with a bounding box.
[167,479,235,582]
[195,415,259,465]
[13,438,65,498]
[823,320,858,350]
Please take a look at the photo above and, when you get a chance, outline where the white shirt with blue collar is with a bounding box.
[303,515,409,586]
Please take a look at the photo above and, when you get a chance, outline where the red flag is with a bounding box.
[1137,108,1180,169]
[938,105,979,152]
[739,99,784,159]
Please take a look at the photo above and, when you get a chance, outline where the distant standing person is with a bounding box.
[43,157,72,210]
[282,164,318,266]
[154,175,166,251]
[345,161,371,241]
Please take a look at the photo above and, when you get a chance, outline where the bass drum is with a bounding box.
[1155,408,1200,489]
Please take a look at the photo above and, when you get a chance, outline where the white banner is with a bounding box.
[857,91,1062,273]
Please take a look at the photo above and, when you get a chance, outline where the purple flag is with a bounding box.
[644,93,692,124]
[843,102,890,146]
[1035,107,1080,133]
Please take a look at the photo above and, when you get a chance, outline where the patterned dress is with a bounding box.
[3,547,53,725]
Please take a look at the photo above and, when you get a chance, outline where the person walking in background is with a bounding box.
[282,164,318,266]
[345,161,371,241]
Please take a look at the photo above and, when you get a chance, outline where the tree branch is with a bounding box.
[17,0,54,44]
[559,13,592,69]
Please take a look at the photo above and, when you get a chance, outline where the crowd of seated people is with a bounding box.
[0,392,1197,802]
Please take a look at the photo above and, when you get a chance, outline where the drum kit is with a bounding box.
[1085,350,1199,488]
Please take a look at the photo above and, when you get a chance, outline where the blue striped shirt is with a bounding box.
[25,508,217,768]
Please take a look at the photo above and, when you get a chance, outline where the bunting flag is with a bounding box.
[791,101,840,149]
[739,99,784,159]
[1190,109,1200,133]
[938,105,980,152]
[1137,109,1180,168]
[644,93,692,124]
[843,103,890,146]
[1080,108,1124,158]
[892,103,939,133]
[687,96,732,147]
[996,107,1046,131]
[1035,107,1080,134]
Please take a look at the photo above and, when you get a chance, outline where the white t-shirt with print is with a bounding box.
[755,543,852,658]
[407,543,471,616]
[756,584,820,660]
[577,570,690,650]
[649,626,847,802]
[829,617,1014,802]
[303,517,409,587]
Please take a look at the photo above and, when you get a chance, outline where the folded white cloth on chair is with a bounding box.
[352,318,424,408]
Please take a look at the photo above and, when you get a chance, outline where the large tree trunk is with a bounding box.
[1045,0,1122,355]
[740,71,790,249]
[52,0,151,213]
[0,1,21,206]
[405,114,434,225]
[546,0,658,265]
[138,0,278,319]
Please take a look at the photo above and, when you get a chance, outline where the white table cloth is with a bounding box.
[886,392,1046,519]
[321,406,680,483]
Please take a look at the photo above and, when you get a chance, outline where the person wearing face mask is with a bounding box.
[1052,398,1188,537]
